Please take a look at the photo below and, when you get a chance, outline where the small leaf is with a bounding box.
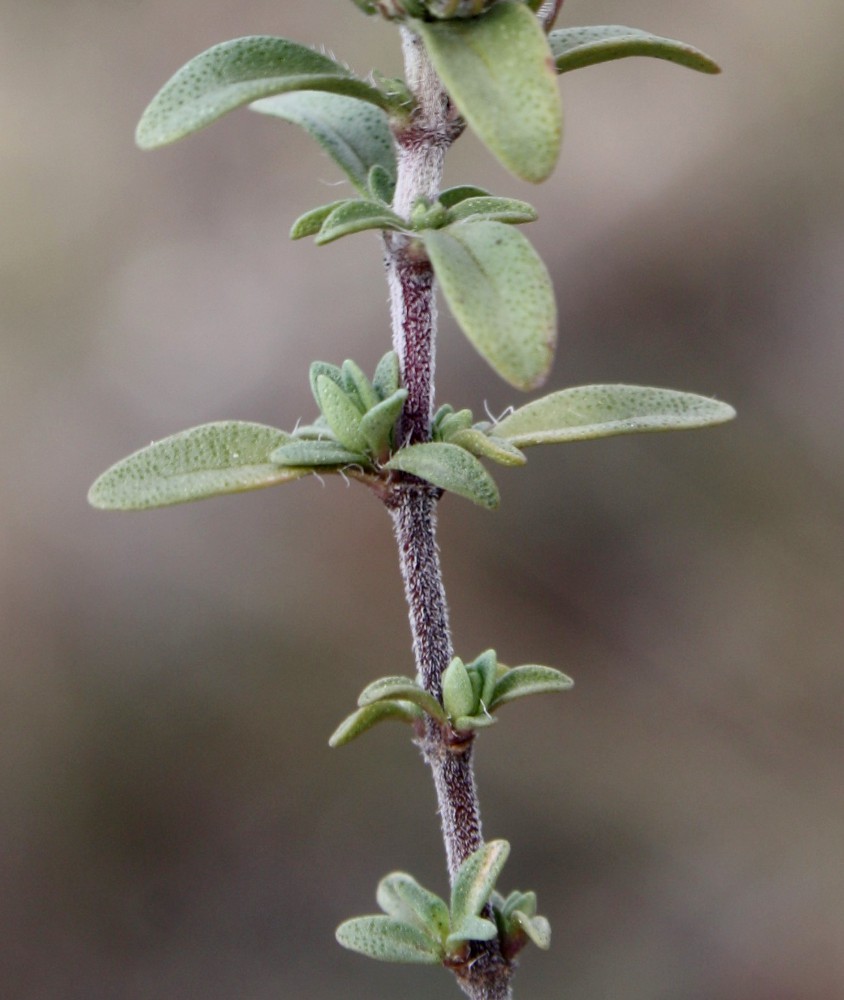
[450,840,510,930]
[377,873,450,939]
[442,657,478,720]
[495,385,736,446]
[549,25,721,76]
[357,675,446,721]
[452,713,497,732]
[384,442,500,509]
[448,429,527,467]
[251,90,396,194]
[446,196,537,226]
[136,36,395,150]
[445,915,498,951]
[437,185,491,208]
[466,649,499,708]
[512,911,551,950]
[269,439,366,467]
[315,374,369,453]
[290,200,351,240]
[500,890,537,919]
[335,916,443,964]
[309,361,346,406]
[435,409,474,441]
[314,199,406,245]
[360,388,409,455]
[329,700,423,748]
[368,163,397,204]
[88,422,305,511]
[488,665,573,711]
[372,350,401,401]
[423,221,556,390]
[415,3,562,182]
[342,359,381,413]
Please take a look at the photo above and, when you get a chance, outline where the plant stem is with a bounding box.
[382,26,513,1000]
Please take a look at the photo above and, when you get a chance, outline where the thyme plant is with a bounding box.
[89,2,734,996]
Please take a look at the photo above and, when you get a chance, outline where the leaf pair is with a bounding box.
[337,841,548,964]
[328,649,572,747]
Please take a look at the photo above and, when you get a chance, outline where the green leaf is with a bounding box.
[548,25,721,76]
[494,385,736,447]
[359,388,408,456]
[269,439,366,467]
[368,163,397,204]
[251,90,396,194]
[415,3,562,183]
[357,675,446,721]
[314,374,369,453]
[372,351,401,401]
[438,185,490,208]
[450,840,510,930]
[342,359,380,413]
[377,873,450,939]
[446,196,537,226]
[499,890,537,919]
[314,199,406,245]
[512,911,551,949]
[448,429,527,467]
[328,700,423,748]
[308,361,345,406]
[442,657,478,720]
[136,36,395,149]
[335,916,443,964]
[88,421,305,511]
[466,649,499,707]
[488,665,573,711]
[423,221,556,390]
[384,442,500,509]
[435,408,474,440]
[445,915,498,951]
[290,200,351,240]
[452,713,497,732]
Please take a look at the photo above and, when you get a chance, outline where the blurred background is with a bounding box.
[2,1,843,997]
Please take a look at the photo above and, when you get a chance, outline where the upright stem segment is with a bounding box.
[382,26,513,1000]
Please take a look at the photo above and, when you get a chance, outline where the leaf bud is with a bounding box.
[442,657,479,720]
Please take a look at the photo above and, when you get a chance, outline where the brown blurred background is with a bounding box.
[2,1,843,997]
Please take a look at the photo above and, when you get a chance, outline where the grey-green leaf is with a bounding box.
[442,657,478,720]
[314,200,406,245]
[494,385,736,447]
[359,388,408,456]
[384,442,500,509]
[377,873,450,939]
[357,675,446,721]
[446,196,538,226]
[88,421,305,511]
[290,200,351,240]
[328,701,423,748]
[450,840,510,930]
[368,163,397,204]
[512,911,551,950]
[438,185,491,208]
[314,374,369,453]
[445,915,498,951]
[136,36,393,149]
[372,350,401,401]
[424,221,556,391]
[335,916,443,964]
[448,429,527,467]
[548,25,721,76]
[251,90,396,194]
[488,665,573,711]
[269,439,366,467]
[414,3,562,182]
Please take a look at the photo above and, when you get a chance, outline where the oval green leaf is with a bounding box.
[442,657,478,720]
[446,196,538,226]
[136,36,393,150]
[415,2,562,182]
[450,840,510,930]
[372,350,401,401]
[448,429,527,467]
[315,374,369,453]
[512,911,551,949]
[251,90,396,194]
[335,916,443,964]
[377,873,450,939]
[360,388,408,456]
[269,439,366,467]
[549,25,721,76]
[423,220,556,390]
[357,675,446,721]
[495,385,736,447]
[384,442,500,509]
[488,665,573,711]
[290,200,351,240]
[88,421,304,511]
[328,700,423,748]
[314,200,407,245]
[445,915,498,951]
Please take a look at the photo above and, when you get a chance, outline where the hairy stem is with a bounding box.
[382,25,513,1000]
